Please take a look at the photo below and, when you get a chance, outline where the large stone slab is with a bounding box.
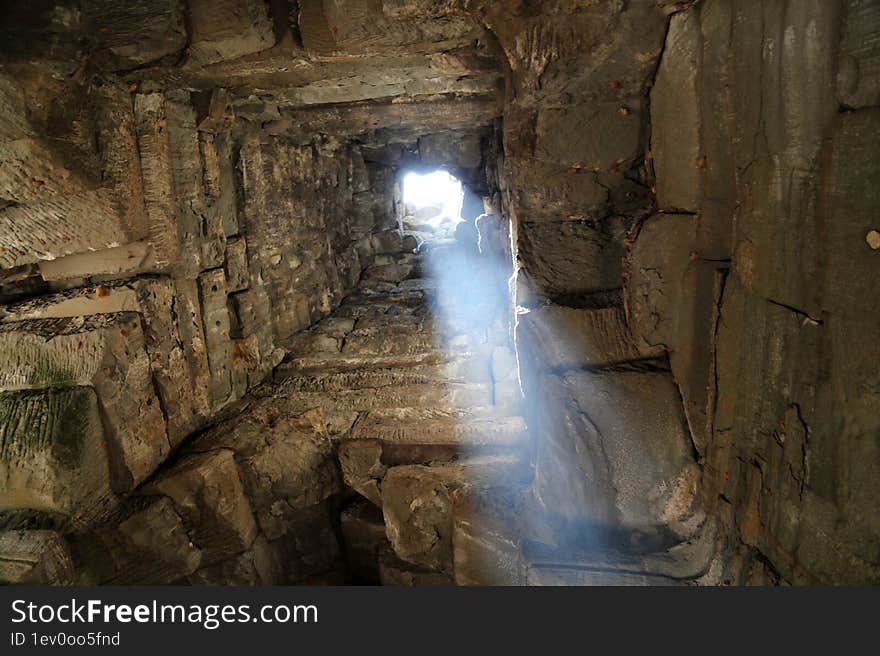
[651,8,702,212]
[516,220,625,305]
[0,387,115,531]
[72,496,201,585]
[0,315,170,491]
[188,406,341,540]
[518,305,661,371]
[142,449,258,568]
[86,0,187,70]
[382,456,529,573]
[0,530,74,585]
[535,101,643,171]
[186,0,274,66]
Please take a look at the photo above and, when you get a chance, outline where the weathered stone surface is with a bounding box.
[264,501,344,584]
[3,0,877,588]
[516,220,625,305]
[0,315,170,491]
[625,212,720,454]
[266,96,501,142]
[507,158,609,221]
[0,387,115,531]
[350,415,528,463]
[189,534,275,586]
[526,566,679,586]
[299,0,479,57]
[142,450,258,567]
[73,496,201,585]
[338,440,386,506]
[382,456,527,573]
[0,75,150,272]
[453,491,523,585]
[651,9,702,212]
[86,0,187,70]
[419,131,482,169]
[563,370,702,543]
[186,0,274,66]
[535,101,643,171]
[518,305,661,371]
[198,269,236,410]
[378,547,453,586]
[838,0,880,109]
[0,530,74,585]
[224,238,250,293]
[190,406,341,540]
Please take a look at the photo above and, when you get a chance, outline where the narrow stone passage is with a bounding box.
[200,227,711,585]
[3,0,877,588]
[258,229,529,584]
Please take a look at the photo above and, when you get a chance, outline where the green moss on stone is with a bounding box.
[0,387,92,469]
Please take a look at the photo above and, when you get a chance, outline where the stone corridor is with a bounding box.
[1,1,878,586]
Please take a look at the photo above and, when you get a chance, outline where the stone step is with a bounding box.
[362,405,515,422]
[357,277,437,296]
[276,351,490,383]
[525,564,685,586]
[520,540,708,585]
[349,415,528,450]
[265,383,496,414]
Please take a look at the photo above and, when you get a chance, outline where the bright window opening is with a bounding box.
[402,171,463,238]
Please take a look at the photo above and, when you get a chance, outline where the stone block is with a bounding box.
[0,530,74,585]
[189,534,275,586]
[142,449,258,568]
[224,237,250,293]
[338,439,386,506]
[73,496,201,585]
[535,101,643,171]
[516,220,624,304]
[453,491,523,585]
[0,315,169,492]
[378,547,453,586]
[187,0,274,66]
[518,305,661,372]
[190,406,341,539]
[382,456,528,573]
[86,0,187,70]
[651,8,702,212]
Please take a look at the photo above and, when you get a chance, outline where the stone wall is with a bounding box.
[637,0,880,585]
[0,68,410,583]
[471,1,707,559]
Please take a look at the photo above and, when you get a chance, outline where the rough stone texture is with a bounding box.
[0,315,169,491]
[453,492,523,585]
[518,306,661,370]
[515,220,626,306]
[0,530,74,585]
[186,0,274,66]
[189,405,341,541]
[0,387,115,531]
[73,496,202,585]
[141,450,258,568]
[651,9,702,212]
[639,0,880,584]
[1,0,877,587]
